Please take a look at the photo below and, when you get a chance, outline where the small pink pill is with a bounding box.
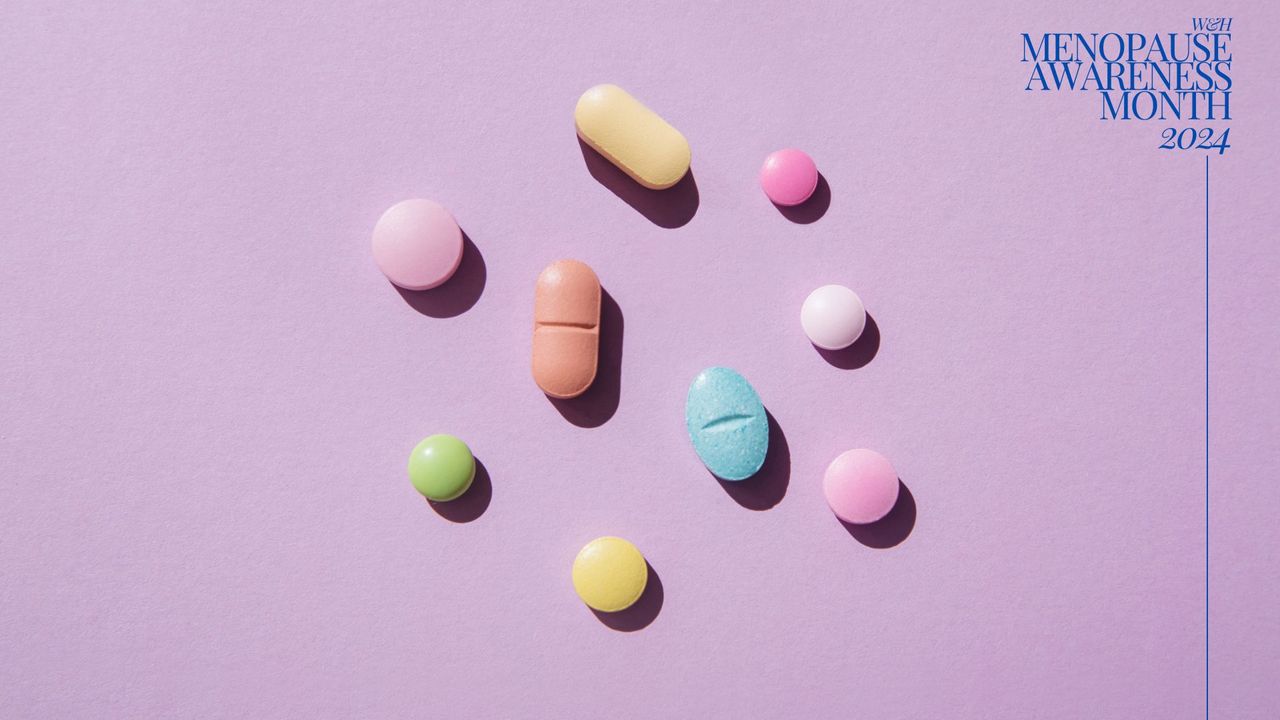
[823,449,900,525]
[371,199,463,291]
[759,149,819,207]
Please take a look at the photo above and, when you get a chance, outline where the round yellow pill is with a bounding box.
[571,536,648,613]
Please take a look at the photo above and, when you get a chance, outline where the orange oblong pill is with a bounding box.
[532,260,601,399]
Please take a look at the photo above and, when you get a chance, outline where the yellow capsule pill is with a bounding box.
[574,84,691,190]
[571,536,648,613]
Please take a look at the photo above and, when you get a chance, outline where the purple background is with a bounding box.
[2,2,1277,718]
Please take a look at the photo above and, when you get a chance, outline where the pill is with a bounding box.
[407,434,475,502]
[531,260,601,399]
[824,449,900,524]
[801,285,866,350]
[685,367,769,481]
[371,199,464,291]
[572,536,648,613]
[760,149,818,206]
[575,84,691,190]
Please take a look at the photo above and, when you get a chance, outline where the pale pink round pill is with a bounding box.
[823,449,900,525]
[801,284,866,350]
[371,199,464,291]
[760,149,819,206]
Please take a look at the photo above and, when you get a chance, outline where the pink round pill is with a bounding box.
[823,449,900,525]
[371,199,464,291]
[759,149,819,207]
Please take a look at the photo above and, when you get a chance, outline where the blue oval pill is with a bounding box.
[685,367,769,481]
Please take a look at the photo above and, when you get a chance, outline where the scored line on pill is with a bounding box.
[535,321,598,330]
[700,414,758,432]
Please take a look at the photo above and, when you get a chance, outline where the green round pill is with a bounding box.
[407,434,475,501]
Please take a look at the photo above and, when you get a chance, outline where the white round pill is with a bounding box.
[801,285,866,350]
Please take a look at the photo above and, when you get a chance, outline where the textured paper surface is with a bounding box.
[1,2,1277,718]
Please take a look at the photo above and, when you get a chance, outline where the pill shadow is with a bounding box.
[577,138,699,228]
[548,289,623,428]
[815,314,880,370]
[774,173,831,224]
[427,459,492,523]
[591,561,664,632]
[841,480,916,548]
[394,233,487,318]
[715,410,790,511]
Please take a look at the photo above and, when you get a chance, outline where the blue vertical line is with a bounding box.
[1204,153,1210,720]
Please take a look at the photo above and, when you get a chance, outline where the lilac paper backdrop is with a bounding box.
[2,2,1277,718]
